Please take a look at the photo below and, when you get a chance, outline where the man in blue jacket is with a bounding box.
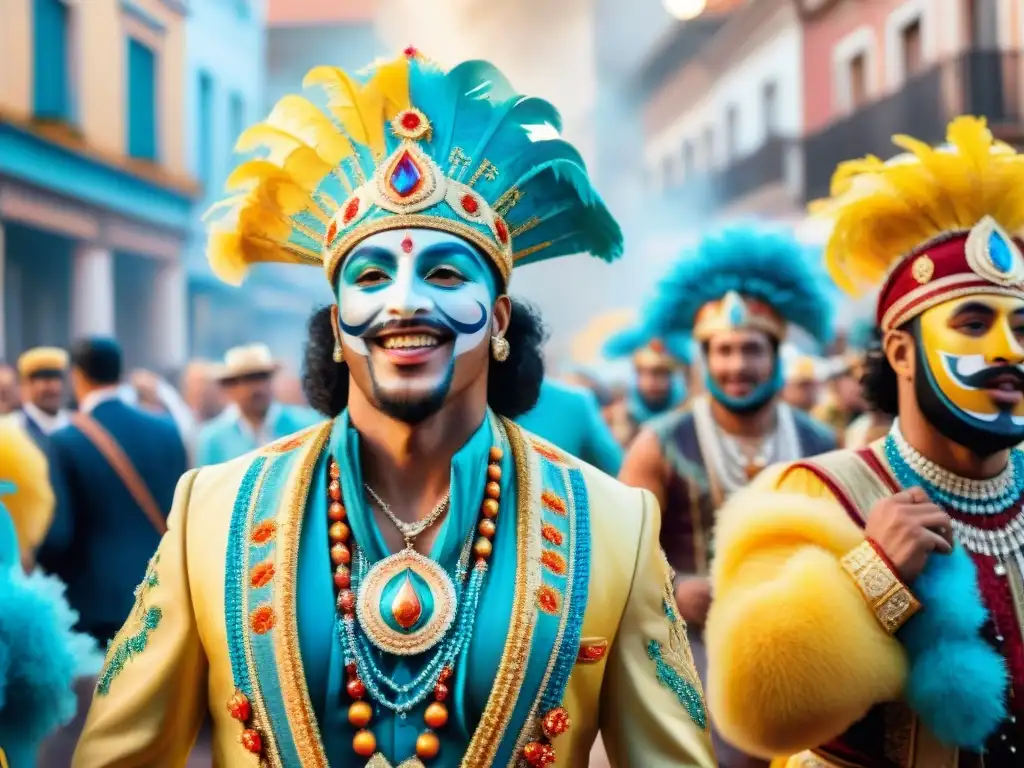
[47,337,187,645]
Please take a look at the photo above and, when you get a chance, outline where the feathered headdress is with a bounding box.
[811,116,1024,331]
[644,225,834,345]
[206,50,622,287]
[602,326,692,367]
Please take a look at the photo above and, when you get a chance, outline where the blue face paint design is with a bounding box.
[705,359,783,414]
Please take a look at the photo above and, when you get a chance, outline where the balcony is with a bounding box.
[802,50,1024,203]
[661,136,797,217]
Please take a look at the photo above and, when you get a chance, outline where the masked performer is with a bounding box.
[72,51,714,768]
[706,117,1024,767]
[618,226,836,767]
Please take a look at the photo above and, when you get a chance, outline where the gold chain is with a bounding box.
[364,484,451,544]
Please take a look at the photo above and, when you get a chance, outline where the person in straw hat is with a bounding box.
[706,116,1024,767]
[195,343,320,466]
[73,49,714,768]
[15,347,71,440]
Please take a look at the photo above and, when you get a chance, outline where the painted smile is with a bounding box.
[941,352,1024,415]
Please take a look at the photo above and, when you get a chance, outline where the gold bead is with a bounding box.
[485,481,501,499]
[348,701,373,728]
[487,464,502,481]
[331,543,351,565]
[329,521,350,543]
[329,462,340,480]
[353,728,377,757]
[489,446,504,462]
[416,731,441,759]
[424,701,449,729]
[473,536,493,559]
[329,480,342,501]
[478,518,496,538]
[481,498,500,518]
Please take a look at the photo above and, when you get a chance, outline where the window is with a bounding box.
[33,0,73,120]
[703,126,715,168]
[197,72,214,184]
[682,140,696,179]
[127,38,158,160]
[762,81,778,136]
[725,105,740,161]
[900,18,923,76]
[848,52,868,109]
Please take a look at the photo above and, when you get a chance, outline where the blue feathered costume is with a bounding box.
[602,326,691,424]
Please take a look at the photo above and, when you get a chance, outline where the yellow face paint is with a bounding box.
[917,294,1024,428]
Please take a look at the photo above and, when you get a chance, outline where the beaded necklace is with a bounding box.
[327,444,504,764]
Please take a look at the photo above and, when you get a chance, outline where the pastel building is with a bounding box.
[0,0,197,369]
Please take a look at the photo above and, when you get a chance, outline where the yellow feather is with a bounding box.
[303,66,378,150]
[265,95,357,167]
[812,116,1024,296]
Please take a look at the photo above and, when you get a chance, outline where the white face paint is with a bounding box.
[337,228,495,356]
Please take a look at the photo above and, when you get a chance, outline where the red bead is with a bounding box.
[346,662,358,677]
[343,198,360,224]
[337,589,356,615]
[401,112,421,130]
[438,666,453,682]
[334,565,351,590]
[329,480,342,501]
[404,45,418,58]
[331,543,351,565]
[541,707,572,739]
[227,691,251,722]
[495,217,509,244]
[328,502,346,521]
[523,741,556,766]
[347,678,366,699]
[433,682,449,702]
[240,728,262,754]
[461,194,479,214]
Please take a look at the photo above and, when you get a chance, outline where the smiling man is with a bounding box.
[618,226,836,768]
[72,52,715,768]
[705,118,1024,767]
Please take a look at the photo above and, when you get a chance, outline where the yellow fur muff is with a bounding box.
[0,415,55,558]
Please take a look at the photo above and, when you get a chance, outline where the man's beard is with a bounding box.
[706,363,782,415]
[368,357,455,425]
[915,342,1024,457]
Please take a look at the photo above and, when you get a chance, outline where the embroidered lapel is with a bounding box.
[223,422,332,767]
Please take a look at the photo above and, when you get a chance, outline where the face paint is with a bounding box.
[336,228,497,423]
[702,329,782,414]
[914,295,1024,454]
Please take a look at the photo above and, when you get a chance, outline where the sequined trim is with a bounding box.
[272,421,333,767]
[461,419,538,767]
[647,640,707,729]
[541,523,563,546]
[841,540,921,634]
[541,490,567,515]
[96,553,162,695]
[537,584,562,614]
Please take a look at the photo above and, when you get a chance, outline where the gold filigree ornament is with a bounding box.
[965,215,1024,287]
[367,755,425,768]
[355,546,458,656]
[911,254,935,284]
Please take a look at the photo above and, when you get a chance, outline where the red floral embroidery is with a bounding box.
[249,605,275,634]
[249,561,275,589]
[541,490,567,516]
[537,585,561,614]
[532,442,563,463]
[541,523,563,547]
[251,520,277,545]
[541,549,567,575]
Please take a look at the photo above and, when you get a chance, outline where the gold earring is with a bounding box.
[333,340,344,363]
[491,335,510,362]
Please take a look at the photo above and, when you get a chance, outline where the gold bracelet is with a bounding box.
[840,540,921,635]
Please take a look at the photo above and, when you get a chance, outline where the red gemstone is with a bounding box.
[227,692,251,722]
[438,666,453,682]
[343,198,360,224]
[326,220,338,244]
[433,682,449,702]
[523,741,556,766]
[401,112,421,130]
[240,729,262,754]
[346,662,358,677]
[401,234,414,254]
[347,678,366,699]
[461,194,479,214]
[404,45,418,58]
[495,217,509,244]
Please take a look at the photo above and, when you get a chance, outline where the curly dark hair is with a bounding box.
[860,324,899,417]
[302,297,547,419]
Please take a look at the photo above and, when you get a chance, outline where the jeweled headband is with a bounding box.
[812,116,1024,329]
[206,49,622,288]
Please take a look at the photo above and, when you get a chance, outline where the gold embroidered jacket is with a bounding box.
[72,420,714,767]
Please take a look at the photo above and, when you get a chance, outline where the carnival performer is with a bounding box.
[602,327,690,446]
[0,419,101,768]
[705,116,1024,767]
[618,226,836,768]
[780,345,824,413]
[73,51,714,768]
[842,319,894,449]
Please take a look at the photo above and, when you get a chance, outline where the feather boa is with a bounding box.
[899,543,1007,749]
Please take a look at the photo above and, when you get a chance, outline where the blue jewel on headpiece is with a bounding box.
[988,230,1014,273]
[728,300,745,327]
[390,152,422,198]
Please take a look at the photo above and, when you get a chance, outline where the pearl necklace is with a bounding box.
[886,420,1024,514]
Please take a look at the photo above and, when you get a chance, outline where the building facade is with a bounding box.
[0,0,197,370]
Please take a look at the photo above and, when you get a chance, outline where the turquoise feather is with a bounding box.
[603,327,693,365]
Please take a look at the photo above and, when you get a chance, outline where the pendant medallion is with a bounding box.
[356,547,457,656]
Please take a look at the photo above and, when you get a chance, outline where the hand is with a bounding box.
[864,487,953,583]
[674,577,712,626]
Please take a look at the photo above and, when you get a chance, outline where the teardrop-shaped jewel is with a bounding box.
[391,573,422,630]
[988,230,1015,273]
[389,151,422,198]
